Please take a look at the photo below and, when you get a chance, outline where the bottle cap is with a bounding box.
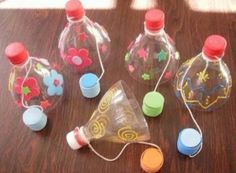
[22,107,47,131]
[5,42,28,65]
[145,9,165,31]
[202,35,227,60]
[79,73,100,98]
[177,128,202,156]
[142,91,164,117]
[140,148,164,173]
[65,0,85,20]
[66,127,88,150]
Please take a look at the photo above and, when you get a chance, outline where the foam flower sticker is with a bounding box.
[14,77,40,101]
[43,70,64,96]
[142,73,151,80]
[65,48,92,71]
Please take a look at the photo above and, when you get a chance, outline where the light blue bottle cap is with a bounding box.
[177,128,202,156]
[79,73,100,98]
[22,107,47,131]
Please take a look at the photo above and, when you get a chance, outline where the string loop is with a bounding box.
[86,16,105,81]
[148,29,172,92]
[179,54,203,157]
[88,141,161,162]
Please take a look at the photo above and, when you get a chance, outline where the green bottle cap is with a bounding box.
[142,91,164,117]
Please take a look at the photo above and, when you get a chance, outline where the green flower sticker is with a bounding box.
[156,50,167,62]
[125,52,130,62]
[142,73,151,80]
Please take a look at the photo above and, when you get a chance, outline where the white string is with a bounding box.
[87,17,105,81]
[67,16,105,81]
[179,54,203,157]
[145,28,172,92]
[88,141,162,162]
[20,57,43,111]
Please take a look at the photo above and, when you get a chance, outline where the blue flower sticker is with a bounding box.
[43,70,64,96]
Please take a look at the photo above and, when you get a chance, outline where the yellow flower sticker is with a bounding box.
[196,71,209,83]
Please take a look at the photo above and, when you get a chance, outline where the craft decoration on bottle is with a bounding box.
[6,42,64,131]
[174,35,232,157]
[66,81,164,171]
[58,0,110,98]
[124,9,179,117]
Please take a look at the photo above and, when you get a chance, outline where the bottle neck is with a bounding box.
[144,25,165,37]
[201,52,222,62]
[67,15,85,25]
[13,56,30,69]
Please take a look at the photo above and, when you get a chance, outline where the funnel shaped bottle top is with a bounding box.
[66,80,150,150]
[174,34,231,111]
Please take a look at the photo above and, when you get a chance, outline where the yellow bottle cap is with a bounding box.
[140,148,164,173]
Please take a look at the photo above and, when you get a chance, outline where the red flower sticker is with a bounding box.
[14,77,40,101]
[65,48,92,70]
[78,32,88,42]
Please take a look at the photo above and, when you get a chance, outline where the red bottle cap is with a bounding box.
[145,9,165,31]
[65,0,85,20]
[202,35,227,60]
[5,42,28,65]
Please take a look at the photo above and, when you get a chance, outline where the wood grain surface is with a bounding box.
[0,0,236,172]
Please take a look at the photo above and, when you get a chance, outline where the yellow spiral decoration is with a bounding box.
[97,116,109,127]
[118,126,138,142]
[98,88,117,113]
[88,116,109,139]
[88,120,105,139]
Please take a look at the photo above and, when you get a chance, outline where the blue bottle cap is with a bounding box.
[79,73,100,98]
[22,107,47,131]
[177,128,202,156]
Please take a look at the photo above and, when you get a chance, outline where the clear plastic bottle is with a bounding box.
[66,81,164,166]
[66,81,163,166]
[125,9,179,85]
[58,0,110,73]
[58,0,110,98]
[66,81,150,148]
[174,35,232,111]
[6,42,64,131]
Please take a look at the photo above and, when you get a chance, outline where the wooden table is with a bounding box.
[0,0,235,172]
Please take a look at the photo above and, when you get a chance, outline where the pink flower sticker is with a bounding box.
[78,32,88,42]
[128,65,135,73]
[65,48,92,71]
[101,44,108,54]
[137,48,147,61]
[164,71,172,79]
[14,77,40,101]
